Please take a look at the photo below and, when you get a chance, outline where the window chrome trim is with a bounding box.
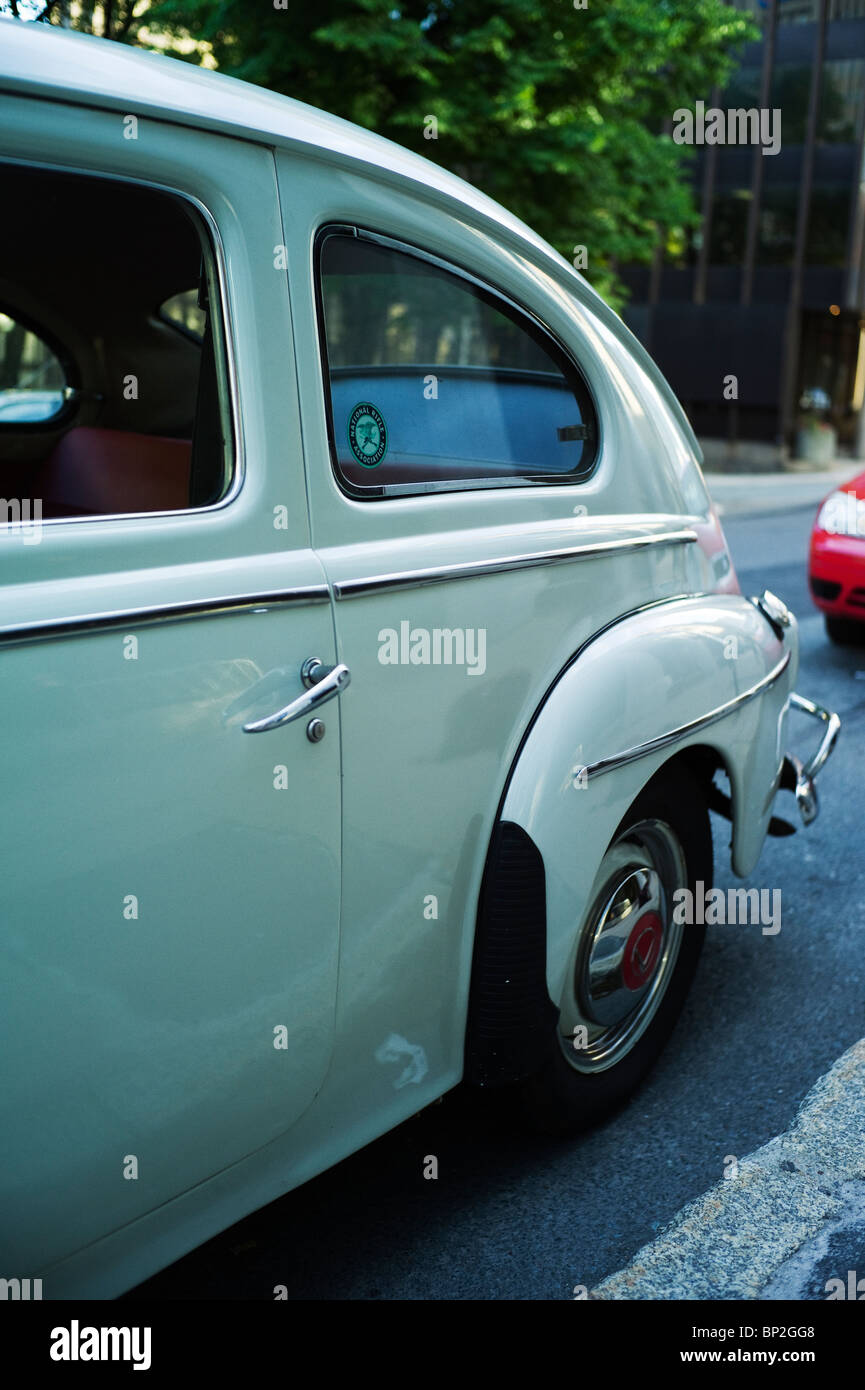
[584,651,792,780]
[333,528,697,599]
[0,155,243,527]
[0,587,330,647]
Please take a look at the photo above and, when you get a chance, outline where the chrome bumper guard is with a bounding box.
[781,693,841,827]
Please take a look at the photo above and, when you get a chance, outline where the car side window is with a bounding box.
[0,313,67,423]
[0,161,233,520]
[316,229,598,497]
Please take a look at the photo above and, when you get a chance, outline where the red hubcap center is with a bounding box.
[622,912,663,991]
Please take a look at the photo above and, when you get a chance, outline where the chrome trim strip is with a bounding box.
[583,651,792,780]
[333,529,698,599]
[0,587,331,647]
[0,156,244,525]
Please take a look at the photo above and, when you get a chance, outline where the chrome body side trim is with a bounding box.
[0,587,331,647]
[584,651,792,780]
[333,529,698,599]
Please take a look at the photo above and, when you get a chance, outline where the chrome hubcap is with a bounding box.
[581,867,664,1026]
[560,819,687,1074]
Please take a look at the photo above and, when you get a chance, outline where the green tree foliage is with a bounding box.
[149,0,757,305]
[2,0,148,41]
[9,0,758,304]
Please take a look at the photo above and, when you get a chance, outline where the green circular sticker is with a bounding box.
[348,402,387,468]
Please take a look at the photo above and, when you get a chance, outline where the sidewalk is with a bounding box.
[704,465,854,519]
[590,1040,865,1301]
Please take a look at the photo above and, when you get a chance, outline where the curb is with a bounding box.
[704,468,854,519]
[704,466,852,519]
[590,1039,865,1300]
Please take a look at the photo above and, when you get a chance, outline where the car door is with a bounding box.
[0,110,342,1273]
[304,225,605,1091]
[276,153,701,1123]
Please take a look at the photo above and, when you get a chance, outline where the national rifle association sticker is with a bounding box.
[347,402,387,468]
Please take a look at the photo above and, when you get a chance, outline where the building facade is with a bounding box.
[621,0,865,465]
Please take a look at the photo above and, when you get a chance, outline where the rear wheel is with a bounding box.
[512,764,711,1135]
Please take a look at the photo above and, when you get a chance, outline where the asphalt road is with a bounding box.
[131,503,865,1301]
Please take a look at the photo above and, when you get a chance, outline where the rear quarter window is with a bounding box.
[316,229,598,498]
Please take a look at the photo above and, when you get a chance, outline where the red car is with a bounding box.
[809,469,865,643]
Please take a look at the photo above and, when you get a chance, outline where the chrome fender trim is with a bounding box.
[584,652,791,779]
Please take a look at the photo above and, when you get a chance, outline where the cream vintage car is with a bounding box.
[0,21,840,1298]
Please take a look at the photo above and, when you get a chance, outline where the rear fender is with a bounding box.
[501,595,797,1007]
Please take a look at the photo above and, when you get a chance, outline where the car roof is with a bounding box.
[0,20,702,463]
[0,22,555,256]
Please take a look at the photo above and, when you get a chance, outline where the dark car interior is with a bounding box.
[0,162,230,519]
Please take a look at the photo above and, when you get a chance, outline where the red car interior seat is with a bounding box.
[35,426,192,518]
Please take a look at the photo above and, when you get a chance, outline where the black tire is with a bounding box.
[825,615,863,646]
[511,763,712,1136]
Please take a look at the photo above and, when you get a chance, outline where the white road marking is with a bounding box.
[590,1039,865,1299]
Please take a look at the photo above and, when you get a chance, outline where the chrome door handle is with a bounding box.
[242,660,350,733]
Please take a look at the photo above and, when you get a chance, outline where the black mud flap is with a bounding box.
[464,821,559,1087]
